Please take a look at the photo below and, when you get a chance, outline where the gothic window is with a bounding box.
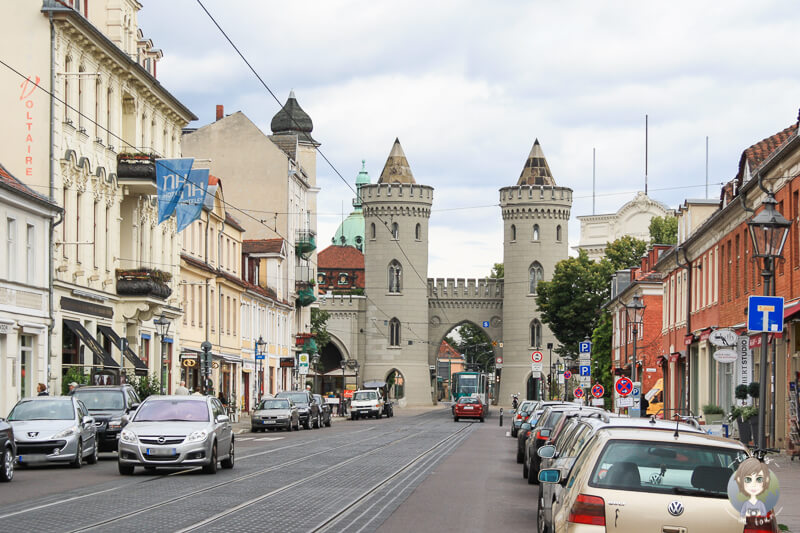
[389,318,401,346]
[391,222,399,240]
[533,224,540,241]
[388,260,402,293]
[530,319,542,348]
[415,223,421,240]
[370,223,376,239]
[511,224,517,241]
[556,225,562,242]
[529,262,544,294]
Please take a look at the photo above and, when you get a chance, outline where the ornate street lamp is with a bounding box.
[153,314,171,394]
[255,336,266,403]
[747,191,791,450]
[625,294,645,410]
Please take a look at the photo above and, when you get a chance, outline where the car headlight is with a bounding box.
[51,426,79,439]
[186,430,208,443]
[120,430,138,443]
[108,418,123,429]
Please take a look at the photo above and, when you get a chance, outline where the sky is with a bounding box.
[139,0,800,278]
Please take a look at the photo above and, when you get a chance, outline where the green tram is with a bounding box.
[450,371,490,414]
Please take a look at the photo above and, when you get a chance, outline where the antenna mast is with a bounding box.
[705,136,709,199]
[645,114,648,195]
[592,147,596,215]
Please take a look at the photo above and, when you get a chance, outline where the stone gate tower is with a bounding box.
[361,139,434,404]
[500,140,572,398]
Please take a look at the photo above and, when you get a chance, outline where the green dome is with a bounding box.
[331,161,370,251]
[355,160,370,186]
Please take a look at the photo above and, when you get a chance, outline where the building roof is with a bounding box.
[270,90,315,143]
[225,212,245,232]
[318,245,365,270]
[437,340,463,360]
[517,139,556,186]
[0,162,60,210]
[743,125,795,171]
[243,238,284,254]
[378,138,416,184]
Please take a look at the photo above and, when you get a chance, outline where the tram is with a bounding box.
[451,371,490,413]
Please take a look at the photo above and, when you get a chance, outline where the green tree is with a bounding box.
[489,263,504,278]
[61,366,90,395]
[311,308,331,352]
[649,215,678,245]
[447,323,495,371]
[129,373,161,400]
[604,235,648,272]
[591,311,614,410]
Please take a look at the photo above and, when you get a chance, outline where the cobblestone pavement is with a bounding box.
[0,408,474,533]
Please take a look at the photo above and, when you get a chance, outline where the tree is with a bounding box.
[591,312,614,410]
[604,235,648,272]
[489,263,504,279]
[447,323,495,371]
[311,308,331,352]
[649,215,678,245]
[535,250,610,357]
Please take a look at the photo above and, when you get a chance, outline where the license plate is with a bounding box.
[18,454,47,463]
[145,448,177,456]
[464,406,474,410]
[263,420,275,424]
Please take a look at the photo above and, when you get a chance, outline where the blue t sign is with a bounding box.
[748,295,784,333]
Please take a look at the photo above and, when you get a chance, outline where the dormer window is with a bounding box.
[317,272,326,285]
[338,273,349,285]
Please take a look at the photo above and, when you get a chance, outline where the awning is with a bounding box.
[97,325,148,375]
[749,334,778,348]
[214,352,242,364]
[785,299,800,320]
[699,328,713,341]
[324,368,358,377]
[63,320,118,368]
[684,334,695,346]
[656,355,669,365]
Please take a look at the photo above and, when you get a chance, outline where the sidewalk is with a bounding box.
[770,454,800,532]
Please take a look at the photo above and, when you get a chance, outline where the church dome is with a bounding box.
[270,90,315,142]
[331,160,371,251]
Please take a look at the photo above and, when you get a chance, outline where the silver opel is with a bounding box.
[118,395,234,475]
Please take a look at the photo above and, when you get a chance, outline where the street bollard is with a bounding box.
[499,407,503,427]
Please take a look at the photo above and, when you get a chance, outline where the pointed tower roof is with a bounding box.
[517,139,556,186]
[270,90,315,142]
[378,138,416,184]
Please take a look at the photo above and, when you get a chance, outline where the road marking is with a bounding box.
[254,437,284,441]
[237,437,254,441]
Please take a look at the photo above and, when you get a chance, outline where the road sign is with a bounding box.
[713,348,737,364]
[579,365,591,377]
[580,376,591,387]
[531,362,543,373]
[709,328,737,347]
[482,321,490,328]
[592,383,605,398]
[574,388,584,398]
[748,295,784,332]
[531,351,544,363]
[563,370,572,380]
[298,353,310,375]
[496,356,503,369]
[255,354,265,360]
[618,397,633,407]
[557,373,564,384]
[615,377,633,397]
[579,341,592,354]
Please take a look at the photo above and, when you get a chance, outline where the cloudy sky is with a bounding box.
[140,0,800,278]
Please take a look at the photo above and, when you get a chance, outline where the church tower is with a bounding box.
[500,140,572,399]
[361,139,434,405]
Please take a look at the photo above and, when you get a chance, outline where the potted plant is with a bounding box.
[116,152,156,179]
[702,404,724,424]
[746,381,761,438]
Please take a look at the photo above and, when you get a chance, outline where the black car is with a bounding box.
[312,395,332,427]
[0,417,15,481]
[71,385,141,452]
[275,391,321,429]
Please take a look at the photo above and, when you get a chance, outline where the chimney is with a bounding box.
[216,105,224,121]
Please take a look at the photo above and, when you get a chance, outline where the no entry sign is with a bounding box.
[615,377,633,397]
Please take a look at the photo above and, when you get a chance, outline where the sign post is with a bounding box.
[531,350,543,374]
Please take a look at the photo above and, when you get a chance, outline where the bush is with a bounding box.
[61,366,90,395]
[703,404,724,415]
[735,385,749,401]
[129,374,162,400]
[741,406,759,421]
[729,406,744,421]
[748,382,760,399]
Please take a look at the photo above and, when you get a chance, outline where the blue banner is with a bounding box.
[176,168,210,232]
[156,158,194,223]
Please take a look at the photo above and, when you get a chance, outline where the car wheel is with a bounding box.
[516,447,524,464]
[530,457,540,485]
[454,416,459,422]
[511,428,518,438]
[537,489,548,532]
[203,443,218,474]
[118,461,135,475]
[522,457,529,479]
[221,439,234,469]
[71,440,83,469]
[87,442,98,465]
[480,417,485,423]
[303,417,311,430]
[0,446,13,482]
[325,416,331,427]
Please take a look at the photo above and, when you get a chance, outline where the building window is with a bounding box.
[64,57,71,122]
[388,260,402,293]
[370,223,376,240]
[529,262,544,294]
[75,191,81,264]
[141,337,150,367]
[26,224,34,284]
[391,222,399,240]
[415,223,421,240]
[77,65,85,130]
[389,318,401,346]
[317,272,326,285]
[556,225,562,242]
[530,319,542,348]
[511,224,516,241]
[7,218,16,280]
[338,273,349,285]
[533,224,539,241]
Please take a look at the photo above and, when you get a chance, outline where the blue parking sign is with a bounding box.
[579,365,591,377]
[579,341,591,354]
[748,296,784,333]
[482,321,490,328]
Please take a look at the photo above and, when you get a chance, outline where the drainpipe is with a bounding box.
[47,10,57,391]
[217,218,226,352]
[676,247,692,416]
[204,209,210,341]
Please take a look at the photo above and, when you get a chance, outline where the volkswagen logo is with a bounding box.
[157,436,166,444]
[667,501,684,517]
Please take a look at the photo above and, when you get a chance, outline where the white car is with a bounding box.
[350,390,385,420]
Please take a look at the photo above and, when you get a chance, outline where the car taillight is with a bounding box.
[516,414,522,420]
[568,494,606,526]
[535,430,547,441]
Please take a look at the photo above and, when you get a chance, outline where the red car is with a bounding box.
[453,397,484,422]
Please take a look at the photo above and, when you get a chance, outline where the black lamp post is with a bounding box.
[625,295,646,384]
[255,336,266,404]
[154,314,171,394]
[747,191,791,450]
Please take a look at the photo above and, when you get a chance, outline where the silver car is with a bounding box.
[7,396,98,468]
[251,398,299,432]
[118,395,234,475]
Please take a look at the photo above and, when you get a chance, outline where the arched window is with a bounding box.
[370,223,376,239]
[389,318,401,346]
[511,224,517,241]
[391,222,399,240]
[415,223,421,240]
[388,260,402,293]
[556,225,562,242]
[530,319,542,348]
[529,262,544,294]
[533,224,540,241]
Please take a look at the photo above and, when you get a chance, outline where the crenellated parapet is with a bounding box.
[362,183,433,205]
[427,277,504,299]
[500,185,572,220]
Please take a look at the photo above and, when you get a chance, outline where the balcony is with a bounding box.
[116,153,157,195]
[116,268,172,300]
[295,230,317,260]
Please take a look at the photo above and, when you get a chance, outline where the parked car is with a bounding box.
[251,398,299,432]
[363,380,394,417]
[516,420,534,462]
[118,395,234,475]
[71,384,140,452]
[510,400,537,437]
[7,396,98,468]
[522,404,592,483]
[350,389,385,419]
[453,396,484,422]
[312,395,332,427]
[539,426,751,533]
[0,417,16,481]
[275,391,321,429]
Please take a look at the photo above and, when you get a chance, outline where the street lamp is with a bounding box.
[747,191,791,450]
[625,294,645,409]
[154,314,171,394]
[255,336,266,404]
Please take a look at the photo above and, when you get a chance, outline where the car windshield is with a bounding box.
[258,399,290,410]
[353,391,377,401]
[8,400,74,421]
[458,397,479,404]
[589,439,743,497]
[133,400,209,422]
[277,392,309,405]
[72,390,125,410]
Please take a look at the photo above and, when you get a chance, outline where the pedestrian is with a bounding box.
[218,391,229,407]
[341,393,348,416]
[175,380,190,395]
[640,396,650,417]
[36,383,48,396]
[68,381,79,395]
[337,392,344,417]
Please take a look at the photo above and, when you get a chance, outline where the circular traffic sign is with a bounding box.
[591,383,605,398]
[531,351,543,363]
[615,377,633,397]
[496,356,503,364]
[563,370,572,380]
[574,388,584,398]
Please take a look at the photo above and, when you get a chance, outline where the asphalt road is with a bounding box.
[0,407,522,532]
